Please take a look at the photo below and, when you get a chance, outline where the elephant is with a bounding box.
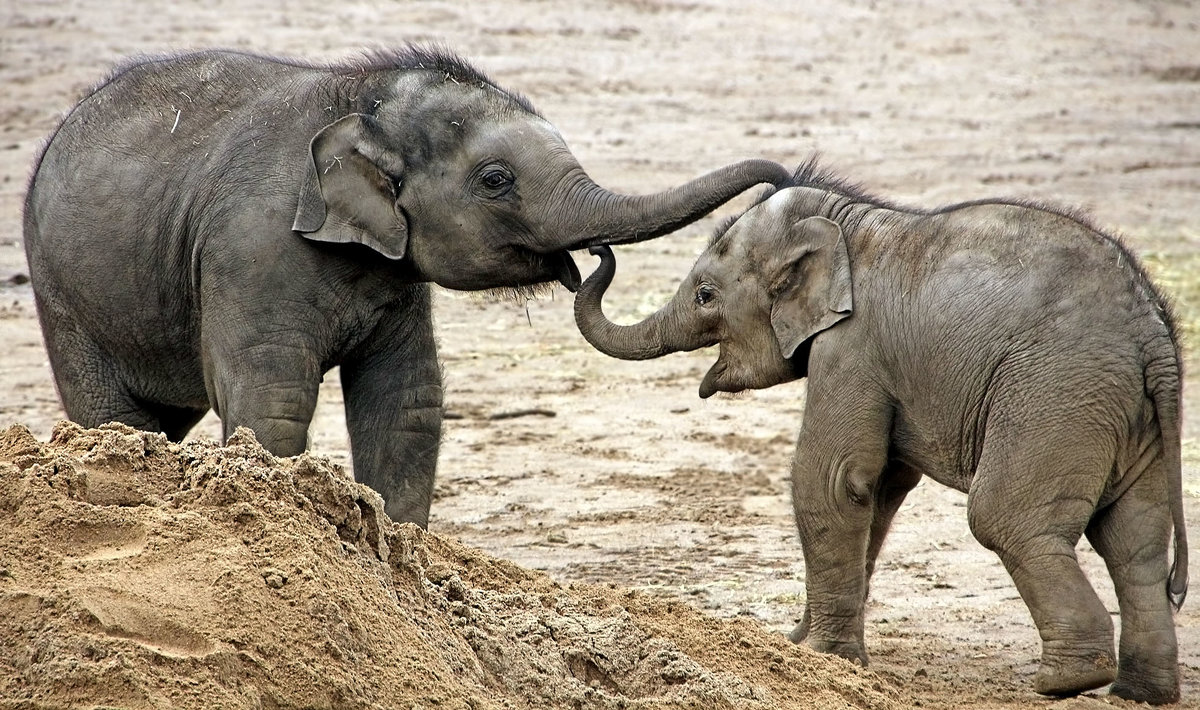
[22,46,788,527]
[573,160,1188,704]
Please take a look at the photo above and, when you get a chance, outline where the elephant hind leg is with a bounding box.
[1086,466,1179,705]
[41,314,164,433]
[967,413,1116,697]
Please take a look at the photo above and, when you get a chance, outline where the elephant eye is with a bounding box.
[695,284,717,306]
[478,165,514,196]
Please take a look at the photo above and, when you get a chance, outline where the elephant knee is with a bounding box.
[793,456,879,513]
[966,489,1010,552]
[967,509,996,552]
[398,384,444,435]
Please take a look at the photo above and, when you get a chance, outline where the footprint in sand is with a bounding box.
[76,587,215,658]
[58,520,147,562]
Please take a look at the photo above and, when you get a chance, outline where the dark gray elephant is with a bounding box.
[573,162,1188,704]
[23,47,788,527]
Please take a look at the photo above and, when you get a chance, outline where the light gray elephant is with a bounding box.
[23,47,788,527]
[573,162,1188,704]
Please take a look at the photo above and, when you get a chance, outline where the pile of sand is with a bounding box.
[0,422,900,709]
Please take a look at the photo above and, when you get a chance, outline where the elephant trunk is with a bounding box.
[573,246,709,360]
[550,159,789,250]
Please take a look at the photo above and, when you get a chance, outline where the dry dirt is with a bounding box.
[0,422,901,709]
[2,1,1200,708]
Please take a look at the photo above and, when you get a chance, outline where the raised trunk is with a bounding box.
[573,246,705,360]
[550,159,789,251]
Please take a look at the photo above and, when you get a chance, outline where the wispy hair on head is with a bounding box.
[345,44,540,116]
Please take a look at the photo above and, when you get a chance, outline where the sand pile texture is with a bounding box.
[0,422,900,710]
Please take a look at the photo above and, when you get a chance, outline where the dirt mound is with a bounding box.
[0,422,900,710]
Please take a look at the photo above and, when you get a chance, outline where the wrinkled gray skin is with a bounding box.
[574,169,1188,704]
[23,47,788,527]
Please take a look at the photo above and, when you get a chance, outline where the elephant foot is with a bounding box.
[788,606,866,665]
[805,637,869,667]
[1110,679,1179,706]
[1110,652,1180,705]
[1033,650,1116,697]
[786,612,810,644]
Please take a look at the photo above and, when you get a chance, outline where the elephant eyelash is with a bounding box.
[481,170,512,190]
[474,163,516,199]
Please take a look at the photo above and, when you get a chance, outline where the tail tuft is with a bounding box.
[1169,551,1188,611]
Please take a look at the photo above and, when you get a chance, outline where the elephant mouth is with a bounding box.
[501,246,581,292]
[524,248,580,292]
[550,250,582,292]
[698,360,728,399]
[575,233,649,251]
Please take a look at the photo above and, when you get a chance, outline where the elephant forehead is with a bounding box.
[715,215,777,263]
[470,116,566,152]
[729,198,787,239]
[384,77,537,131]
[758,188,796,217]
[694,248,751,287]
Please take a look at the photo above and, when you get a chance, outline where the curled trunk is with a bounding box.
[573,246,709,360]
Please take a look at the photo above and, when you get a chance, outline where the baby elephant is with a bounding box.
[573,163,1188,704]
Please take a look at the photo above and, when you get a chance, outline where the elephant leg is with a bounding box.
[212,371,319,456]
[788,393,892,665]
[968,412,1116,697]
[865,465,923,587]
[1086,469,1179,705]
[790,463,921,645]
[202,315,321,457]
[39,309,163,431]
[340,289,443,528]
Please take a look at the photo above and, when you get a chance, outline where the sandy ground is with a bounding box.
[0,423,904,709]
[2,0,1200,707]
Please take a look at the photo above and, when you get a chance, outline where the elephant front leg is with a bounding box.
[788,411,891,665]
[205,339,322,457]
[789,463,921,649]
[340,302,444,528]
[792,485,876,663]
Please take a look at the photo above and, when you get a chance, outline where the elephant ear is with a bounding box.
[292,113,410,260]
[767,216,853,359]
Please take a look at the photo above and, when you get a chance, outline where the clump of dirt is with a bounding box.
[0,422,900,710]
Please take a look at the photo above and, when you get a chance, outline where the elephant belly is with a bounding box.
[888,410,976,494]
[124,348,210,410]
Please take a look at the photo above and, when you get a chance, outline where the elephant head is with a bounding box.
[292,53,790,291]
[574,189,852,396]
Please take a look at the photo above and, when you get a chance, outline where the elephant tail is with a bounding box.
[1148,353,1188,612]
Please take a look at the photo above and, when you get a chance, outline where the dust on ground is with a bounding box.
[2,1,1200,709]
[0,422,900,709]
